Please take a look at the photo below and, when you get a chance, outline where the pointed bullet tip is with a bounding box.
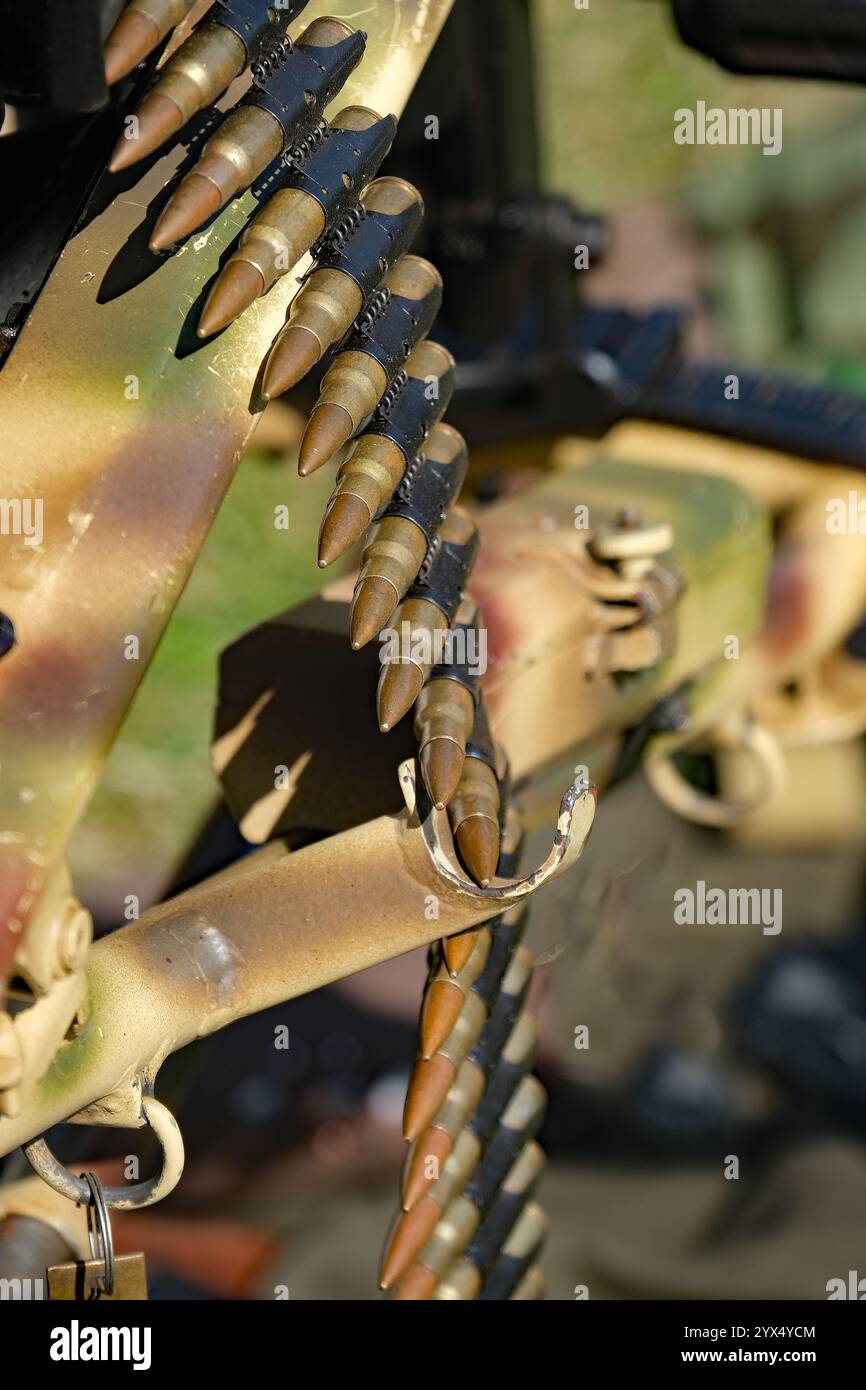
[454,816,500,888]
[317,494,371,568]
[377,662,424,733]
[443,930,479,976]
[351,577,398,651]
[198,260,265,338]
[104,12,159,85]
[420,739,465,811]
[261,326,322,398]
[150,174,222,253]
[109,92,184,173]
[300,402,353,475]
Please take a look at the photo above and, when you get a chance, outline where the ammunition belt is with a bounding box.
[244,30,366,153]
[406,524,479,623]
[213,0,292,61]
[383,434,463,540]
[316,199,423,300]
[343,283,443,378]
[369,361,456,463]
[290,114,397,219]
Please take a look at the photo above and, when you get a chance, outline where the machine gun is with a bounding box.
[1,0,866,1308]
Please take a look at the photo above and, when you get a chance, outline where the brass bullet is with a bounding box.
[346,420,467,635]
[397,1123,544,1300]
[301,322,453,478]
[403,992,486,1141]
[445,697,504,888]
[420,931,491,1059]
[465,1075,546,1216]
[111,3,316,165]
[406,1189,480,1285]
[450,755,501,887]
[318,429,406,566]
[376,596,447,730]
[478,1202,550,1301]
[469,1012,539,1150]
[443,929,482,976]
[197,105,396,335]
[379,1129,479,1289]
[464,1141,545,1273]
[401,1058,485,1212]
[431,1263,482,1300]
[260,176,424,397]
[414,598,479,807]
[377,506,479,730]
[470,945,533,1078]
[105,0,196,85]
[388,1264,439,1301]
[472,900,529,1011]
[350,520,428,649]
[510,1266,547,1300]
[299,255,443,470]
[149,18,365,250]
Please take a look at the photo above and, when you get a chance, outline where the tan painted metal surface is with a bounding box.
[0,0,454,981]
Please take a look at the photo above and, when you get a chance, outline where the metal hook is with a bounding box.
[21,1094,184,1210]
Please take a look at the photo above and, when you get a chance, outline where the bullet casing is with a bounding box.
[400,1055,485,1212]
[229,107,396,295]
[317,255,443,433]
[510,1266,546,1300]
[355,516,429,621]
[469,1013,539,1149]
[379,594,449,702]
[472,902,529,1010]
[262,178,425,396]
[368,339,456,468]
[241,19,366,155]
[407,505,480,626]
[448,755,501,869]
[319,435,406,562]
[414,676,475,777]
[147,0,303,129]
[313,175,424,304]
[423,1128,481,1213]
[150,19,365,247]
[469,946,533,1077]
[435,989,487,1070]
[477,1203,550,1301]
[105,0,197,85]
[352,421,469,635]
[416,1193,479,1274]
[418,1065,483,1153]
[431,1263,482,1300]
[465,1076,546,1216]
[419,929,490,1057]
[425,929,490,998]
[465,1142,545,1271]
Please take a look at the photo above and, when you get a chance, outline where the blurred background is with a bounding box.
[11,0,866,1298]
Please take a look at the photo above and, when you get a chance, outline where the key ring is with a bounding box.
[83,1171,115,1298]
[22,1094,184,1210]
